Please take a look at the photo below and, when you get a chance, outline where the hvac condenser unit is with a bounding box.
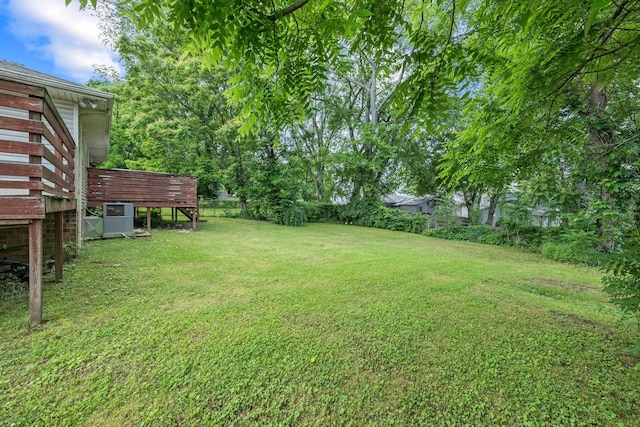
[83,216,104,239]
[102,203,134,238]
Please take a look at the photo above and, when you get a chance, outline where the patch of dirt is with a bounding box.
[619,353,640,369]
[550,310,597,326]
[532,277,599,292]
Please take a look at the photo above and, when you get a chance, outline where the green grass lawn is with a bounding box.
[1,219,639,426]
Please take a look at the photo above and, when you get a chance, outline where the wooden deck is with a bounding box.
[0,78,76,327]
[87,167,198,229]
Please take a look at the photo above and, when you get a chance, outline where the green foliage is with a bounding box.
[266,204,308,227]
[0,270,27,302]
[425,225,502,244]
[134,208,164,228]
[337,199,428,234]
[603,244,640,368]
[199,198,241,210]
[603,248,640,324]
[540,242,602,266]
[244,142,309,226]
[336,198,381,226]
[62,241,79,260]
[424,219,608,266]
[299,201,339,223]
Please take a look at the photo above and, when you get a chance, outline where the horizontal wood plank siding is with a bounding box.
[0,197,45,219]
[87,168,197,208]
[0,80,45,98]
[0,92,43,113]
[0,77,76,218]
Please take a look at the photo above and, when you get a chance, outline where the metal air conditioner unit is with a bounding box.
[83,216,104,239]
[102,203,134,238]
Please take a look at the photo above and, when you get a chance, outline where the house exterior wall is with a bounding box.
[398,205,421,214]
[0,210,77,261]
[1,89,86,251]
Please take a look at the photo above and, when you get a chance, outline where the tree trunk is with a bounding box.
[485,193,501,226]
[315,165,324,202]
[462,190,479,225]
[587,83,617,251]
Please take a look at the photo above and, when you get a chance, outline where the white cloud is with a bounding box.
[6,0,120,81]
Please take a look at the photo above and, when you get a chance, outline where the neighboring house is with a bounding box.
[394,196,435,215]
[384,191,559,227]
[452,192,560,227]
[383,194,435,214]
[0,60,113,326]
[382,193,411,208]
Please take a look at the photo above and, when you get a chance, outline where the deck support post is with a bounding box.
[192,206,197,231]
[29,219,43,327]
[54,211,63,282]
[147,208,152,233]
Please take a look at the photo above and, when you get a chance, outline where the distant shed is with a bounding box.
[385,195,435,214]
[395,196,435,214]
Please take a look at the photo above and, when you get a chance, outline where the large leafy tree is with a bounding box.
[90,16,249,199]
[79,0,639,223]
[76,0,467,131]
[444,0,640,246]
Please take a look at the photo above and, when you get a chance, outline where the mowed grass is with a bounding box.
[1,219,639,426]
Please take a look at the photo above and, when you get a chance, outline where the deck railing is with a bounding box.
[0,78,75,219]
[86,167,197,208]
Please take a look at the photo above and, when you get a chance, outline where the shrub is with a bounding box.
[424,225,509,246]
[540,242,602,265]
[268,204,307,226]
[301,201,339,223]
[336,200,429,234]
[603,246,640,365]
[135,208,164,228]
[336,199,381,227]
[539,229,604,265]
[0,269,27,302]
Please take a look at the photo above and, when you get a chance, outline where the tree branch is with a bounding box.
[267,0,310,21]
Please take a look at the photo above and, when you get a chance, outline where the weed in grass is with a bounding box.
[0,270,27,302]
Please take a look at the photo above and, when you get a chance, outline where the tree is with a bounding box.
[76,0,468,132]
[89,16,253,199]
[77,0,639,234]
[284,87,342,202]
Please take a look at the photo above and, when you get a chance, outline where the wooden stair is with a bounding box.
[177,206,198,222]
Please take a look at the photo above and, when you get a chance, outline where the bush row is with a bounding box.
[335,200,429,234]
[423,223,605,266]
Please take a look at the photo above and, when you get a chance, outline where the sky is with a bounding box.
[0,0,120,83]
